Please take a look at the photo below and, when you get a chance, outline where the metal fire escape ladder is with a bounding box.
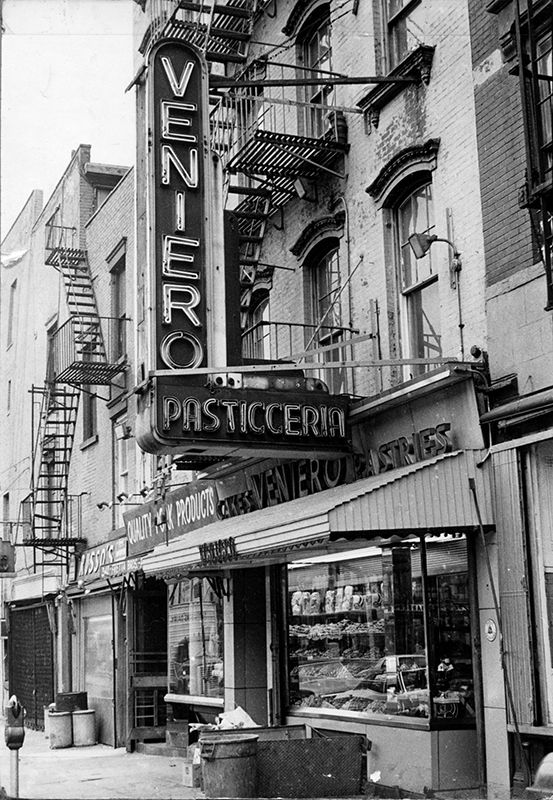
[45,226,126,385]
[227,182,274,326]
[23,381,83,565]
[47,245,107,366]
[163,0,258,67]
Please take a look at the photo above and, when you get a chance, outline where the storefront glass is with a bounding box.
[84,614,113,700]
[288,536,475,722]
[168,577,224,698]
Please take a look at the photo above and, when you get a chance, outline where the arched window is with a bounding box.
[392,179,441,375]
[366,139,441,382]
[298,5,333,138]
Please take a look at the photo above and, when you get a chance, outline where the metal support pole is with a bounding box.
[10,749,19,798]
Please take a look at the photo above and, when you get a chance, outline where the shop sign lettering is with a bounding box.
[153,384,350,455]
[217,457,350,519]
[150,40,209,373]
[358,422,453,477]
[78,538,127,582]
[100,557,143,579]
[199,537,237,565]
[124,481,218,556]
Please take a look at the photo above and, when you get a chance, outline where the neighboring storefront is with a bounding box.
[477,395,553,793]
[7,574,58,730]
[142,367,498,794]
[68,535,128,746]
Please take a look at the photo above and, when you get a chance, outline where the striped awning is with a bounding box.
[141,449,494,579]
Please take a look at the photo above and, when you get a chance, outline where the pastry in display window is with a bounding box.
[287,538,476,722]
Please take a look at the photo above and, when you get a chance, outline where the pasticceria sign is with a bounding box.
[136,38,350,459]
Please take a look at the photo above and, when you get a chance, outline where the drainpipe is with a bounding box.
[333,194,356,395]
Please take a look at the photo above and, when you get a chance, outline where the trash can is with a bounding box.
[200,733,258,798]
[48,711,72,749]
[72,709,96,746]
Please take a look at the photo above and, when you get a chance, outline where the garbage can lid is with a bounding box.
[200,733,259,744]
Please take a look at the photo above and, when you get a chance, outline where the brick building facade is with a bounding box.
[2,0,552,795]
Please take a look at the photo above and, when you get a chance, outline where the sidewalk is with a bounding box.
[0,724,202,800]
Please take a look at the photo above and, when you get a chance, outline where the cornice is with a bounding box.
[290,214,344,258]
[366,138,440,203]
[357,45,435,133]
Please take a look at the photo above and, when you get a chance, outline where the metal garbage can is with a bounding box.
[200,733,258,798]
[48,711,72,749]
[72,709,96,746]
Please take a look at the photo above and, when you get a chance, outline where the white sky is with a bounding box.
[1,0,136,240]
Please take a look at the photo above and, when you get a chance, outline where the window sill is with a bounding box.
[164,692,224,707]
[518,177,553,212]
[80,434,98,451]
[357,45,435,133]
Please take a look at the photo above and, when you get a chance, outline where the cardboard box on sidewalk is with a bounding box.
[182,760,201,788]
[183,743,201,787]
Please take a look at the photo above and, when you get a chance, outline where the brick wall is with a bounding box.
[67,168,136,550]
[256,0,487,396]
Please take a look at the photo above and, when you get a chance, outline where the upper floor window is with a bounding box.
[298,6,333,138]
[114,430,130,528]
[393,181,441,376]
[108,239,127,362]
[384,0,424,70]
[93,186,112,214]
[82,388,97,443]
[533,28,552,191]
[111,257,127,361]
[308,242,345,393]
[7,280,17,348]
[243,290,270,361]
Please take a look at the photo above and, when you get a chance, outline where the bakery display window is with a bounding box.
[168,577,224,698]
[287,535,475,722]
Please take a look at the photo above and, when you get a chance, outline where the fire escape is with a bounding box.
[513,0,553,304]
[22,224,127,570]
[144,0,356,325]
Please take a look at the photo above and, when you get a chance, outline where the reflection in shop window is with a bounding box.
[84,615,113,700]
[287,536,475,722]
[168,577,224,698]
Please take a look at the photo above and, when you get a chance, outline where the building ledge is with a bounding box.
[349,364,483,422]
[357,45,435,133]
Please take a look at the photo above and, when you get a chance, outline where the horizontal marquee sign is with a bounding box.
[138,377,351,458]
[124,479,218,557]
[78,537,127,584]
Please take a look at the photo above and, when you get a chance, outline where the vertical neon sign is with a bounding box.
[149,40,210,372]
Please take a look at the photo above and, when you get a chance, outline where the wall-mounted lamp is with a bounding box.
[114,422,133,441]
[408,232,461,264]
[409,230,465,359]
[97,501,112,511]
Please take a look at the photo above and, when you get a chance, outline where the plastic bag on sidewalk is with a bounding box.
[217,706,259,729]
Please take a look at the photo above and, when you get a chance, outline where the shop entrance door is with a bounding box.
[9,604,54,729]
[127,575,167,749]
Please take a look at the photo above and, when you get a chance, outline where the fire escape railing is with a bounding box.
[49,316,128,386]
[210,59,352,207]
[242,320,368,395]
